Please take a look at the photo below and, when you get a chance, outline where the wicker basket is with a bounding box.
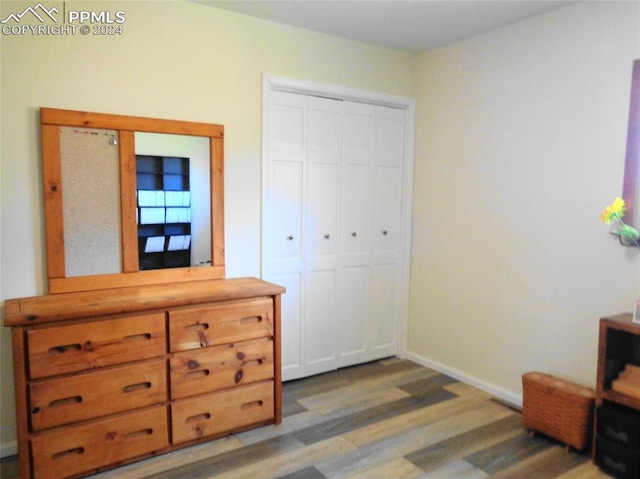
[522,372,595,451]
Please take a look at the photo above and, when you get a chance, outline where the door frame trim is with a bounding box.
[261,73,415,369]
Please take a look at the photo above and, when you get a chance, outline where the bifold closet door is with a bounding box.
[369,105,405,359]
[263,91,306,379]
[337,102,404,367]
[338,102,374,366]
[303,96,341,377]
[264,92,343,381]
[264,90,405,381]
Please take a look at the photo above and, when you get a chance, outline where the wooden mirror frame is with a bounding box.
[41,107,225,294]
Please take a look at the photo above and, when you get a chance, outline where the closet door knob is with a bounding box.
[287,235,294,241]
[351,232,358,238]
[324,234,330,239]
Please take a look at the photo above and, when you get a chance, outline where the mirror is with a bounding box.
[622,59,640,229]
[41,107,225,294]
[134,132,211,270]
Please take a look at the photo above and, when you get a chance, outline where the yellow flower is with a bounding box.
[611,197,626,214]
[601,197,626,224]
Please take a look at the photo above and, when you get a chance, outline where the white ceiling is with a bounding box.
[197,0,577,53]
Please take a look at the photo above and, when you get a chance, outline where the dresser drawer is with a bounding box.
[596,436,640,479]
[597,403,640,449]
[170,337,274,399]
[31,405,169,479]
[169,298,273,352]
[27,313,166,379]
[171,381,274,444]
[30,359,168,431]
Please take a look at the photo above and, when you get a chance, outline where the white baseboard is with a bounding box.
[0,440,17,459]
[403,351,523,410]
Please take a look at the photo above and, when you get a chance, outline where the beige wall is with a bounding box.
[409,1,640,403]
[0,1,416,453]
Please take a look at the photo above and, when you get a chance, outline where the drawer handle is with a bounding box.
[48,396,83,409]
[242,359,264,367]
[185,323,209,332]
[604,425,629,442]
[124,428,153,440]
[52,447,84,460]
[235,370,243,384]
[186,412,211,423]
[186,369,210,379]
[123,333,152,342]
[240,316,263,324]
[123,382,152,393]
[49,343,82,354]
[241,400,264,410]
[603,456,627,473]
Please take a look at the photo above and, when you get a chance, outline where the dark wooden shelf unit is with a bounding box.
[136,155,191,270]
[594,314,640,478]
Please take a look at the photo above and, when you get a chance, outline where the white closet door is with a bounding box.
[263,84,410,381]
[304,97,342,376]
[338,102,374,366]
[264,91,307,378]
[368,105,405,359]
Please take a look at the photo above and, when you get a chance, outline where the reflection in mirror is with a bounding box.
[60,126,122,276]
[134,133,211,269]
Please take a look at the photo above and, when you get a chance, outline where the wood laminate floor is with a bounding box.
[1,359,612,478]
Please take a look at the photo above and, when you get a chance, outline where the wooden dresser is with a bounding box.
[4,277,284,479]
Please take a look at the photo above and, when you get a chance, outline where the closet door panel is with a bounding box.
[337,265,369,366]
[308,97,341,165]
[276,272,303,381]
[266,160,303,270]
[340,164,372,266]
[307,96,341,271]
[374,105,405,168]
[372,105,404,265]
[265,91,306,274]
[307,162,339,269]
[369,263,400,356]
[271,92,306,156]
[343,102,374,165]
[342,101,373,267]
[304,269,338,375]
[372,166,402,265]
